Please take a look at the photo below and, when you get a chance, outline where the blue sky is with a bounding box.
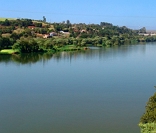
[1,0,156,30]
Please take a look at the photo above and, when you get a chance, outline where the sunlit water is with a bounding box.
[0,43,156,133]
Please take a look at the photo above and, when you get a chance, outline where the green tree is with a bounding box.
[139,92,156,133]
[140,92,156,124]
[66,20,70,25]
[140,27,146,33]
[13,38,39,53]
[0,37,3,50]
[1,37,12,48]
[43,16,46,22]
[43,39,53,49]
[2,19,10,26]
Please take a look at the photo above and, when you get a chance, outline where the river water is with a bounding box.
[0,43,156,133]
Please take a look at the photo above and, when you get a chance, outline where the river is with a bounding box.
[0,43,156,133]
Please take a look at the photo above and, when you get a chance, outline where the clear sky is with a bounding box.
[1,0,156,30]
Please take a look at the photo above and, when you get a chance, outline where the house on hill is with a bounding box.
[28,26,35,29]
[43,32,57,38]
[139,32,156,36]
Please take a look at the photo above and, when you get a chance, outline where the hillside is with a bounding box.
[0,18,15,21]
[0,18,156,54]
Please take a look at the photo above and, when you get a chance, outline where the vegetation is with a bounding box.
[139,123,156,133]
[0,49,19,55]
[139,92,156,133]
[0,18,156,54]
[0,18,15,21]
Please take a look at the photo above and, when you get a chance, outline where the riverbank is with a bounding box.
[0,49,20,55]
[0,45,89,55]
[54,45,89,51]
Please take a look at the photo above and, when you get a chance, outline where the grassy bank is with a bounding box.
[54,45,88,51]
[0,45,88,55]
[0,49,19,55]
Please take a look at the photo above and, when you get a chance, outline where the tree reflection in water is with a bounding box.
[0,50,88,64]
[0,45,144,65]
[0,53,53,64]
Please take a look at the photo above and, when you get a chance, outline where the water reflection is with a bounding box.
[1,43,156,133]
[139,91,156,133]
[0,53,53,64]
[0,44,147,65]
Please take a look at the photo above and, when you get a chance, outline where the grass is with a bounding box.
[0,46,88,55]
[0,49,19,55]
[55,45,84,51]
[0,18,15,21]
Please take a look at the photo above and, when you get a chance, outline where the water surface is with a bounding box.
[0,43,156,133]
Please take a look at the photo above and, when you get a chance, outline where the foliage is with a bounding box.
[139,123,156,133]
[0,37,13,49]
[139,93,156,133]
[12,37,40,53]
[140,93,156,124]
[34,22,42,27]
[100,22,113,27]
[139,27,146,33]
[0,17,156,54]
[43,16,46,22]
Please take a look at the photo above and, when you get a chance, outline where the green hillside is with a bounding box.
[0,18,15,21]
[0,18,156,54]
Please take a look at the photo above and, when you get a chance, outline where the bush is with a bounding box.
[139,92,156,133]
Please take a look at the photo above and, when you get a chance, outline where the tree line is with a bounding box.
[0,18,156,53]
[1,35,156,53]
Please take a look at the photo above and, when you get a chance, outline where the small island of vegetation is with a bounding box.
[0,17,156,55]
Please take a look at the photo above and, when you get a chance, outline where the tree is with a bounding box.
[1,37,12,48]
[140,27,146,33]
[100,22,112,27]
[140,92,156,124]
[43,16,46,22]
[2,19,10,26]
[13,38,39,53]
[66,20,70,25]
[139,92,156,133]
[43,39,53,49]
[0,37,3,50]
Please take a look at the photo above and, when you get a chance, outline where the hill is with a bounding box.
[0,18,156,54]
[0,18,15,21]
